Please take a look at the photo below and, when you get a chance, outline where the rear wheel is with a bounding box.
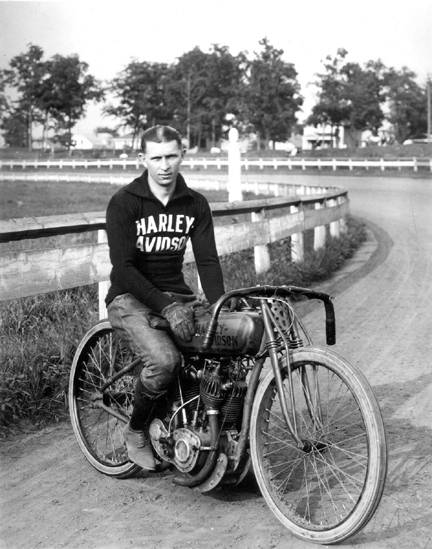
[250,347,387,544]
[69,320,141,478]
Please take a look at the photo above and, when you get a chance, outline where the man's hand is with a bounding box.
[161,302,195,341]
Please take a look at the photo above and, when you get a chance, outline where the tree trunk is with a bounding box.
[211,118,216,148]
[186,73,191,147]
[27,107,32,152]
[197,121,202,151]
[42,112,48,151]
[67,116,73,156]
[256,132,261,151]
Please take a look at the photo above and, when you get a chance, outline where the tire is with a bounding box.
[249,347,387,545]
[68,320,141,478]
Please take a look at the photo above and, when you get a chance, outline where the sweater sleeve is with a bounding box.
[190,196,225,304]
[106,193,173,312]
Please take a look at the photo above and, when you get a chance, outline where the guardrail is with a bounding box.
[0,157,431,172]
[0,182,348,316]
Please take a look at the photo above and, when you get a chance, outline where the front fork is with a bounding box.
[260,299,323,450]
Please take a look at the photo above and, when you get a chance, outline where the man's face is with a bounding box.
[143,140,183,188]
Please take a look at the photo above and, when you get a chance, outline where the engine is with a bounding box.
[149,356,248,474]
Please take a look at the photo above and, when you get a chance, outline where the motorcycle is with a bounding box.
[69,285,387,545]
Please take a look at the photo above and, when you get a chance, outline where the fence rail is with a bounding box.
[0,182,348,310]
[1,156,431,172]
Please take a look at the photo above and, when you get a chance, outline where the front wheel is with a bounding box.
[68,320,141,478]
[250,347,387,545]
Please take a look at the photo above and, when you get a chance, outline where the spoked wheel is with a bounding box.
[69,320,141,478]
[250,347,387,545]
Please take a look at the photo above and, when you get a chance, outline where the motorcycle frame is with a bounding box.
[95,284,336,473]
[200,284,336,471]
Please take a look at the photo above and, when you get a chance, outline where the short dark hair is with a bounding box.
[141,125,183,153]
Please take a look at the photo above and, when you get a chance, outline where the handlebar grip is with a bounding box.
[324,300,336,345]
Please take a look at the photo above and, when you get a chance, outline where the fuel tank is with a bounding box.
[175,310,264,356]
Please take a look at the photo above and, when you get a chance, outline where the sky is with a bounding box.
[1,0,431,137]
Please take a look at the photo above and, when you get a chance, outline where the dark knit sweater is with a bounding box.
[105,171,225,312]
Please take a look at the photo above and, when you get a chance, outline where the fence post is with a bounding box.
[338,195,347,233]
[313,201,326,250]
[252,210,270,274]
[290,205,304,263]
[228,128,242,202]
[97,229,109,320]
[328,199,340,238]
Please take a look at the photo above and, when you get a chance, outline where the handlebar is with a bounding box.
[202,285,336,350]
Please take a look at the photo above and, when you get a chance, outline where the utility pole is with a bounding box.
[427,76,431,141]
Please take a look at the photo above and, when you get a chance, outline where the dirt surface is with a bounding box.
[1,174,432,549]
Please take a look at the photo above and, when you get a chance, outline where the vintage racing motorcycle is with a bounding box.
[69,285,387,545]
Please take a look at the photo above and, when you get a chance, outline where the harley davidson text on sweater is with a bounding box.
[105,171,225,313]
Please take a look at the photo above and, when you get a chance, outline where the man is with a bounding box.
[105,125,225,471]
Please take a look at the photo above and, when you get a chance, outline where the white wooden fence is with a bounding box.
[1,156,431,172]
[0,183,349,317]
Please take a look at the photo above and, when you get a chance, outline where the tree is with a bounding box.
[201,45,246,148]
[308,49,352,146]
[384,67,427,143]
[39,54,103,151]
[165,47,213,148]
[165,45,246,148]
[0,71,9,117]
[243,38,303,150]
[1,44,46,150]
[308,50,385,146]
[105,61,172,148]
[0,107,27,147]
[1,45,102,150]
[341,60,385,134]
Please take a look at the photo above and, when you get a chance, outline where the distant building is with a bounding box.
[112,133,141,151]
[71,134,94,150]
[302,125,356,150]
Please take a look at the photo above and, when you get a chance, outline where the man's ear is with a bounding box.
[139,152,147,168]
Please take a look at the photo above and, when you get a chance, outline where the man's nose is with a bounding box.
[161,157,169,170]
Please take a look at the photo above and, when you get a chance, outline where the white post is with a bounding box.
[252,210,270,275]
[328,199,340,238]
[228,128,242,202]
[290,205,304,263]
[98,230,109,320]
[338,196,348,233]
[313,201,326,250]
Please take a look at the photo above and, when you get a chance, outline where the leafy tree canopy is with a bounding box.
[384,66,427,143]
[243,38,303,149]
[104,60,172,148]
[1,44,103,150]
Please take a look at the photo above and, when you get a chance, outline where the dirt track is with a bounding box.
[1,174,432,549]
